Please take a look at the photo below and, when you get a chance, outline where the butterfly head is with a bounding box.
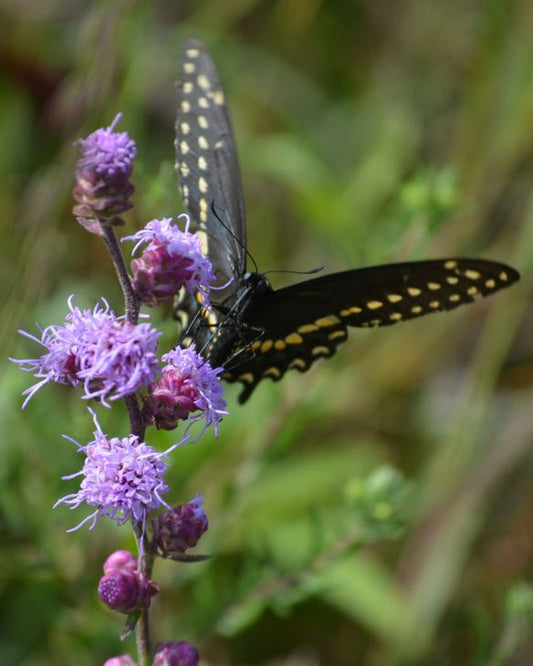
[243,272,272,298]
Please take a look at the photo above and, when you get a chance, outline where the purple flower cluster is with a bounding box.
[13,298,161,408]
[55,413,170,531]
[123,216,216,306]
[73,114,136,233]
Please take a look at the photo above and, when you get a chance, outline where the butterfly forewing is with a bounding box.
[175,39,247,295]
[223,258,520,402]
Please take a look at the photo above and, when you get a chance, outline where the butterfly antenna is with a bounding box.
[262,266,324,278]
[210,201,259,274]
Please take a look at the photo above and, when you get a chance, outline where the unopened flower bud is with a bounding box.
[122,217,216,306]
[73,114,136,234]
[147,345,226,435]
[104,655,137,666]
[98,569,158,614]
[148,368,200,430]
[153,498,208,556]
[153,641,199,666]
[103,550,138,573]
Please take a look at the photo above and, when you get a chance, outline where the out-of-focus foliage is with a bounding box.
[1,1,532,665]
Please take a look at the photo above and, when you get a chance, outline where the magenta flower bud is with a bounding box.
[147,345,227,435]
[130,244,195,306]
[153,641,199,666]
[148,367,201,430]
[73,114,136,234]
[98,569,158,614]
[103,550,138,573]
[122,216,216,306]
[153,497,208,556]
[104,655,137,666]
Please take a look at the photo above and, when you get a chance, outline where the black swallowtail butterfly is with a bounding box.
[174,39,520,403]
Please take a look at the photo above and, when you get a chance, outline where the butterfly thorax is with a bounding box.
[202,272,271,368]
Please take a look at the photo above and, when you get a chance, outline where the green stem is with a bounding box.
[99,221,139,323]
[134,521,154,665]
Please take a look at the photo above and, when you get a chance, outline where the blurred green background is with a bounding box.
[1,1,533,665]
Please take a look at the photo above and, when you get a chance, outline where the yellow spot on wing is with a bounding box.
[312,346,330,356]
[199,198,208,222]
[183,82,193,94]
[446,276,459,285]
[389,312,402,321]
[285,333,303,345]
[340,306,362,316]
[485,279,496,288]
[411,306,422,314]
[183,63,195,73]
[499,271,508,282]
[198,136,208,150]
[449,294,461,302]
[213,90,225,105]
[467,286,478,295]
[238,373,254,384]
[428,282,441,290]
[289,358,307,370]
[445,260,458,269]
[298,324,318,334]
[264,367,282,378]
[198,116,209,129]
[407,287,421,297]
[465,269,481,280]
[261,340,273,353]
[199,177,208,193]
[180,122,190,135]
[198,97,209,109]
[196,230,208,254]
[328,330,346,341]
[180,141,189,154]
[197,74,210,89]
[186,48,200,58]
[429,301,440,309]
[181,101,191,113]
[315,315,340,327]
[198,156,207,170]
[274,340,286,351]
[366,300,383,310]
[387,294,402,303]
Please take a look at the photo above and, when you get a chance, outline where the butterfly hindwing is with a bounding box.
[223,259,520,402]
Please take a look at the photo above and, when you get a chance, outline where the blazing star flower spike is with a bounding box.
[55,411,171,531]
[73,113,136,234]
[122,216,216,306]
[149,344,227,436]
[12,297,161,408]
